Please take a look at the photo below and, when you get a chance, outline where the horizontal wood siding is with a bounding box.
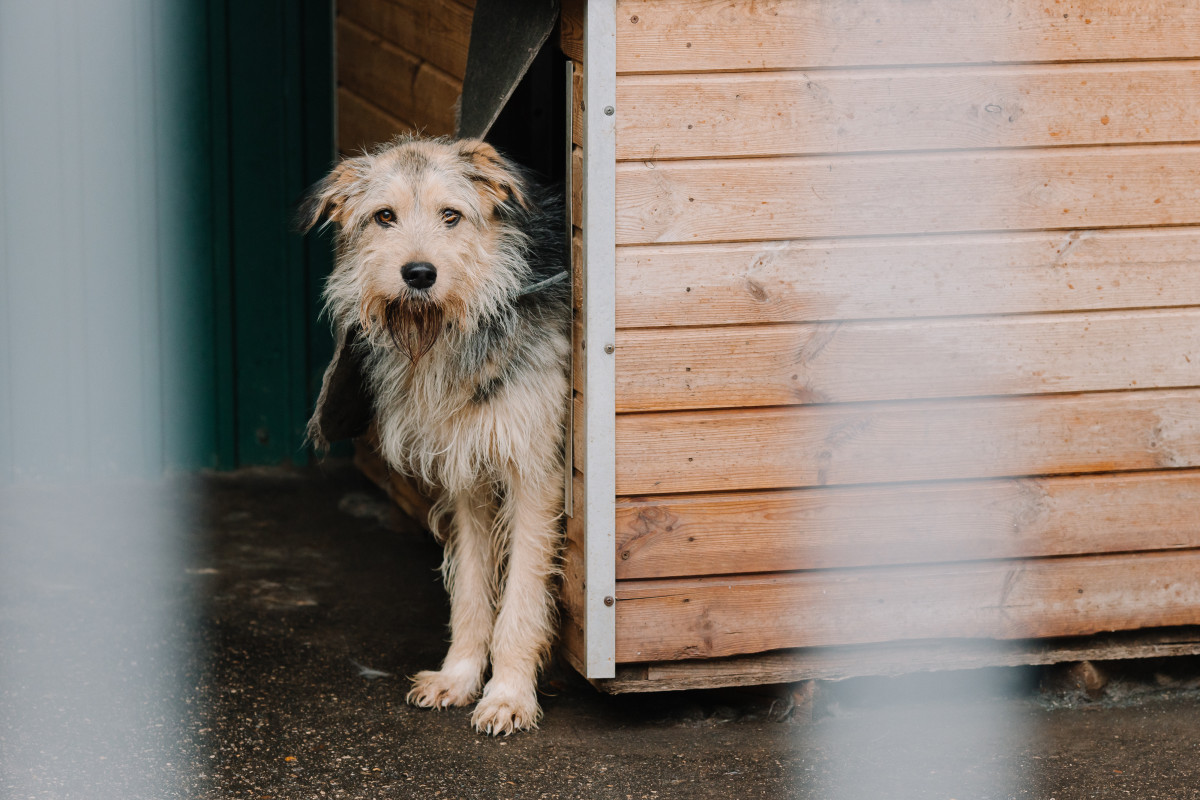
[614,388,1200,494]
[339,0,472,78]
[335,0,473,151]
[614,0,1200,72]
[337,87,409,156]
[609,0,1200,666]
[615,470,1200,579]
[616,146,1200,245]
[615,308,1200,411]
[616,63,1200,160]
[615,550,1200,662]
[615,229,1200,328]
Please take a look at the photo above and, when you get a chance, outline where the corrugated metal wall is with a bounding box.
[0,0,334,479]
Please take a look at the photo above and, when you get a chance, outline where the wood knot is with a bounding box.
[744,277,770,303]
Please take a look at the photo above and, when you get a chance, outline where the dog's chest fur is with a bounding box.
[365,306,570,496]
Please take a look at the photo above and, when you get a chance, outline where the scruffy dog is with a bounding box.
[301,136,570,735]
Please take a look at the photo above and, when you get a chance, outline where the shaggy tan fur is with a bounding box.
[303,137,570,735]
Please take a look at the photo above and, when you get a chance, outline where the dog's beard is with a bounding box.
[384,297,444,363]
[362,295,444,363]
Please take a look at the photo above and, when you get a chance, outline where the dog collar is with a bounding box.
[515,270,569,297]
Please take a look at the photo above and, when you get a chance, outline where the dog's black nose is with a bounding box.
[401,261,437,290]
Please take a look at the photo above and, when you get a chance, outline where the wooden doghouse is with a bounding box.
[339,0,1200,691]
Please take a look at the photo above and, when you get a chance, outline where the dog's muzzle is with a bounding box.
[401,261,437,290]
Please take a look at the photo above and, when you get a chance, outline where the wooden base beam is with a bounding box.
[589,626,1200,694]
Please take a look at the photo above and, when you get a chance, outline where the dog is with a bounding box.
[301,136,570,735]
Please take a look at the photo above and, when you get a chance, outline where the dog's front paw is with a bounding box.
[471,681,541,735]
[406,667,480,709]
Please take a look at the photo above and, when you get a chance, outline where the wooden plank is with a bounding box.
[571,144,583,230]
[615,308,1200,412]
[615,388,1200,494]
[337,17,460,136]
[615,469,1200,579]
[561,471,588,670]
[571,392,584,473]
[614,550,1200,661]
[560,607,588,678]
[572,65,584,147]
[571,227,584,318]
[615,0,1200,73]
[338,0,473,79]
[595,627,1200,692]
[337,87,412,153]
[617,63,1200,160]
[614,229,1200,328]
[570,283,585,428]
[616,145,1200,245]
[560,0,584,63]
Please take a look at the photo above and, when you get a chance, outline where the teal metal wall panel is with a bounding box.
[301,1,339,419]
[226,0,334,466]
[207,0,239,470]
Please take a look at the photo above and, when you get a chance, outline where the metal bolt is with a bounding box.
[604,344,614,354]
[603,595,615,607]
[604,106,615,116]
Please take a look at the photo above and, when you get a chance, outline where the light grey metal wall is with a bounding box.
[0,1,217,479]
[0,0,336,480]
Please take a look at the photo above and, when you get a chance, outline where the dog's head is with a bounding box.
[301,136,533,362]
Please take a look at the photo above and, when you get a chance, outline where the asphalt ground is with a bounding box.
[4,465,1200,799]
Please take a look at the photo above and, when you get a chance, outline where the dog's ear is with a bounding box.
[298,156,371,232]
[306,324,374,451]
[457,140,529,211]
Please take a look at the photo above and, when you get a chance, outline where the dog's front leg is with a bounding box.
[471,470,560,735]
[407,489,496,708]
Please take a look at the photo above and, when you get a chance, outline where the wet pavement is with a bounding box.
[4,465,1200,799]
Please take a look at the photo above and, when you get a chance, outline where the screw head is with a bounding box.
[603,595,615,607]
[604,344,615,354]
[604,106,615,116]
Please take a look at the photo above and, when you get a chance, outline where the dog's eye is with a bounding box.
[440,208,462,227]
[374,208,395,226]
